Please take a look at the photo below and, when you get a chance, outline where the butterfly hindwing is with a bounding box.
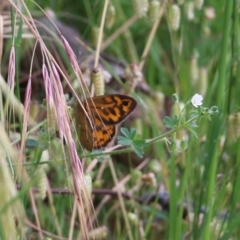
[92,125,116,149]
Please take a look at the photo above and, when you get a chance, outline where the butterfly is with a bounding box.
[74,94,137,151]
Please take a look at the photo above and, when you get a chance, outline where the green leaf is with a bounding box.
[190,122,198,128]
[163,116,174,128]
[133,139,147,148]
[120,127,130,138]
[129,128,137,139]
[117,136,132,146]
[131,142,144,158]
[172,115,179,125]
[190,110,199,118]
[163,115,179,128]
[26,138,38,148]
[188,127,198,138]
[117,128,146,158]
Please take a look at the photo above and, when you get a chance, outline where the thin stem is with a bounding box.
[139,2,166,71]
[147,115,199,145]
[101,14,138,51]
[81,115,200,159]
[108,158,134,240]
[94,0,109,68]
[169,132,177,240]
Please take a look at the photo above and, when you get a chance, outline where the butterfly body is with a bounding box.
[75,94,137,151]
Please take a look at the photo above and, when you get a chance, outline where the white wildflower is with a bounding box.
[191,93,203,107]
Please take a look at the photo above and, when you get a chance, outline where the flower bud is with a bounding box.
[131,169,142,182]
[84,174,92,194]
[190,53,199,85]
[128,212,139,225]
[88,226,108,240]
[149,0,160,22]
[141,172,157,186]
[106,4,116,29]
[172,93,179,102]
[204,7,216,20]
[149,159,162,174]
[92,67,105,96]
[36,167,48,200]
[227,112,240,143]
[92,27,101,46]
[169,4,181,31]
[132,0,149,18]
[194,0,204,10]
[178,0,185,5]
[197,67,208,97]
[180,139,188,150]
[186,2,195,21]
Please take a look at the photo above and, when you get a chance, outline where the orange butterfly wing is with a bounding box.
[75,94,137,151]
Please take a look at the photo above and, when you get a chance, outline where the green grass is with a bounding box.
[1,0,240,239]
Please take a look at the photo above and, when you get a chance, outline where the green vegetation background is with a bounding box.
[2,0,240,239]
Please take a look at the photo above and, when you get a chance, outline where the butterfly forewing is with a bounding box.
[75,94,137,151]
[86,94,137,125]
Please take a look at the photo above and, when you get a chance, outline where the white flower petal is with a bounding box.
[191,93,203,108]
